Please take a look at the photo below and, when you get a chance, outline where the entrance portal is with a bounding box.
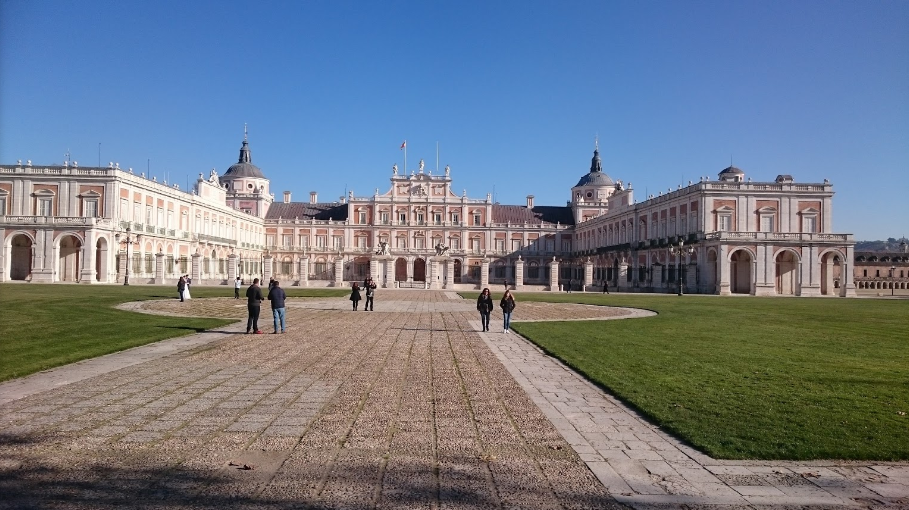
[730,250,753,294]
[10,234,32,280]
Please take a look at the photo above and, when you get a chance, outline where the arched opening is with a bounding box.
[705,250,718,293]
[10,234,33,281]
[413,258,426,282]
[353,256,370,281]
[95,238,109,282]
[453,259,462,283]
[394,258,407,282]
[730,249,753,294]
[775,250,798,295]
[58,235,82,282]
[820,251,842,296]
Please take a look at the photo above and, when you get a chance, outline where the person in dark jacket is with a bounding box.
[350,282,362,311]
[177,276,186,302]
[500,289,516,334]
[476,288,493,332]
[603,280,609,294]
[245,278,264,334]
[267,279,287,334]
[364,278,376,311]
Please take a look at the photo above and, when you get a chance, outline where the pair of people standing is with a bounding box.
[350,279,377,311]
[176,275,192,301]
[245,278,288,334]
[476,288,516,333]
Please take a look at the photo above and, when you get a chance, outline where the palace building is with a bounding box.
[0,136,856,296]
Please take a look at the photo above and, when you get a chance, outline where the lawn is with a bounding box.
[0,284,347,383]
[499,293,909,461]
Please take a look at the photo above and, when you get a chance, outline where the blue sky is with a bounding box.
[1,0,906,240]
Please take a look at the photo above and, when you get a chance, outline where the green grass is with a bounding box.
[0,284,347,383]
[488,293,909,461]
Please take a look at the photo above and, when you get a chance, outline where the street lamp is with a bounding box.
[115,226,140,286]
[891,266,896,296]
[671,240,695,296]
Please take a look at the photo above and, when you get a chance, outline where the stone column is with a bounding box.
[333,256,344,287]
[445,258,455,289]
[227,254,238,282]
[548,257,559,291]
[299,257,309,287]
[754,244,775,296]
[370,258,379,283]
[515,256,524,290]
[191,253,202,282]
[117,249,127,283]
[0,232,7,283]
[618,260,629,291]
[480,257,490,289]
[842,245,856,297]
[718,244,731,295]
[155,252,166,284]
[382,257,393,288]
[583,257,593,291]
[263,254,273,283]
[430,257,441,289]
[80,230,97,283]
[801,245,821,297]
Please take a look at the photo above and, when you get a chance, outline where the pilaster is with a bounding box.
[333,257,344,287]
[299,257,309,287]
[481,257,490,289]
[515,256,524,290]
[80,230,97,283]
[548,257,559,291]
[155,252,166,284]
[583,257,593,290]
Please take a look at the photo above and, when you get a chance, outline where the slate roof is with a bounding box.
[266,202,349,221]
[223,140,265,179]
[492,204,575,225]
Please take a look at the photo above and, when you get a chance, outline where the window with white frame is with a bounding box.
[38,197,53,216]
[758,207,776,233]
[512,239,523,252]
[332,236,343,249]
[397,236,407,249]
[356,236,367,248]
[470,238,480,252]
[83,199,98,217]
[358,210,367,224]
[473,212,481,225]
[316,235,326,248]
[450,237,460,250]
[399,212,407,224]
[0,195,6,215]
[120,198,129,219]
[495,239,505,252]
[451,212,460,224]
[718,214,731,231]
[282,234,293,247]
[416,211,425,225]
[266,235,276,247]
[146,205,153,225]
[299,235,309,248]
[433,212,442,225]
[802,214,817,233]
[380,211,389,224]
[561,240,572,252]
[414,237,424,249]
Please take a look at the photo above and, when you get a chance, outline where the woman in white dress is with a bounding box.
[184,275,192,300]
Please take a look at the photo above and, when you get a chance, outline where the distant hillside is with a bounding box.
[855,238,908,252]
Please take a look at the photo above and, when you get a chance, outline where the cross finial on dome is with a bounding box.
[595,133,599,151]
[244,123,248,142]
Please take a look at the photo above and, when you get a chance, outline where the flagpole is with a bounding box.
[404,141,407,173]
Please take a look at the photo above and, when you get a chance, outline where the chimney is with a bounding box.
[309,191,317,204]
[526,195,535,209]
[283,191,291,204]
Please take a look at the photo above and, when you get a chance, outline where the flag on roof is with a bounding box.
[400,141,406,150]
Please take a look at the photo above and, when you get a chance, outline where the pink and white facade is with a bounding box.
[0,139,856,296]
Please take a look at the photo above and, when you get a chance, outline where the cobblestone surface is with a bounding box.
[1,290,906,509]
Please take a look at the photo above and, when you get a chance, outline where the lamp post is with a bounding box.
[115,226,140,286]
[891,266,896,296]
[671,240,695,296]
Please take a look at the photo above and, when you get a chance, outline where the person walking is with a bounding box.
[364,278,376,311]
[500,289,516,334]
[567,278,573,293]
[476,288,493,332]
[603,280,609,294]
[177,276,186,302]
[183,275,192,300]
[234,277,242,299]
[268,279,287,334]
[245,278,264,334]
[350,282,362,311]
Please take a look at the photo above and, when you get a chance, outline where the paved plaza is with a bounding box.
[1,290,907,509]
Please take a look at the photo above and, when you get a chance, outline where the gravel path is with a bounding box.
[0,290,906,509]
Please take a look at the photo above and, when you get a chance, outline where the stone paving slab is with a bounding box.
[1,289,907,509]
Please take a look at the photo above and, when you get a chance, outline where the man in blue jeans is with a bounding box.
[268,279,287,334]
